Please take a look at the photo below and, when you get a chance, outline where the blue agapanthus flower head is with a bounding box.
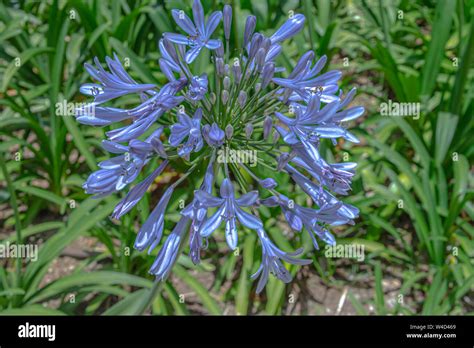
[76,0,364,294]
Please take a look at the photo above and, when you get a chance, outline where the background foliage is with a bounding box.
[0,0,473,315]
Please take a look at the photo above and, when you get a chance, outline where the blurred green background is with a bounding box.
[0,0,473,315]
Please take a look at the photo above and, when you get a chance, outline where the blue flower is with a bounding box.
[169,108,204,157]
[261,194,347,250]
[159,39,182,81]
[203,122,225,147]
[77,2,364,293]
[252,228,311,293]
[273,53,342,103]
[111,160,169,220]
[182,160,215,264]
[149,216,190,280]
[275,93,364,195]
[188,74,208,101]
[79,54,155,104]
[195,178,263,250]
[105,81,186,143]
[164,0,222,64]
[83,129,165,198]
[134,186,174,252]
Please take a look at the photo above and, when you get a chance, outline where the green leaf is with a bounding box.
[367,40,407,101]
[422,270,448,315]
[173,265,222,315]
[1,221,64,245]
[453,154,469,199]
[1,47,54,92]
[391,118,431,169]
[374,262,385,314]
[24,198,118,295]
[0,305,66,316]
[26,271,152,304]
[434,112,458,165]
[62,116,98,170]
[0,288,26,297]
[420,0,456,96]
[235,266,249,315]
[103,289,149,315]
[13,184,66,207]
[450,16,474,116]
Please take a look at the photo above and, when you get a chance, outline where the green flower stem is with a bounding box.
[135,279,163,315]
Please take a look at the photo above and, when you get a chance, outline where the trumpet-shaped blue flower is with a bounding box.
[80,54,155,105]
[273,53,341,103]
[164,0,222,63]
[170,108,204,157]
[83,128,164,198]
[188,74,208,101]
[195,178,263,250]
[252,228,312,293]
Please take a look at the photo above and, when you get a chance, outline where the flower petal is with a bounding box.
[192,0,205,35]
[134,186,174,251]
[205,11,222,38]
[163,32,190,46]
[200,204,226,237]
[171,9,197,36]
[112,161,168,219]
[225,218,238,250]
[220,178,234,198]
[235,206,263,230]
[195,190,224,207]
[235,191,259,207]
[185,45,203,64]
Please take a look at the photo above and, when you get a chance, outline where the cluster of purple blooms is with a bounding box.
[76,0,364,293]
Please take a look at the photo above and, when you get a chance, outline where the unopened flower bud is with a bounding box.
[263,116,273,140]
[216,58,224,76]
[151,137,168,159]
[245,123,254,139]
[238,90,247,108]
[223,5,232,41]
[223,76,231,90]
[221,90,229,104]
[225,124,234,139]
[232,60,242,83]
[272,130,280,143]
[216,43,224,58]
[261,63,275,89]
[277,152,296,171]
[249,33,263,60]
[202,124,211,143]
[244,15,257,47]
[262,38,272,53]
[209,92,216,104]
[162,38,178,62]
[260,178,277,189]
[255,48,266,70]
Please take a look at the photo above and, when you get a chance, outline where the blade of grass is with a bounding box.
[420,0,456,96]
